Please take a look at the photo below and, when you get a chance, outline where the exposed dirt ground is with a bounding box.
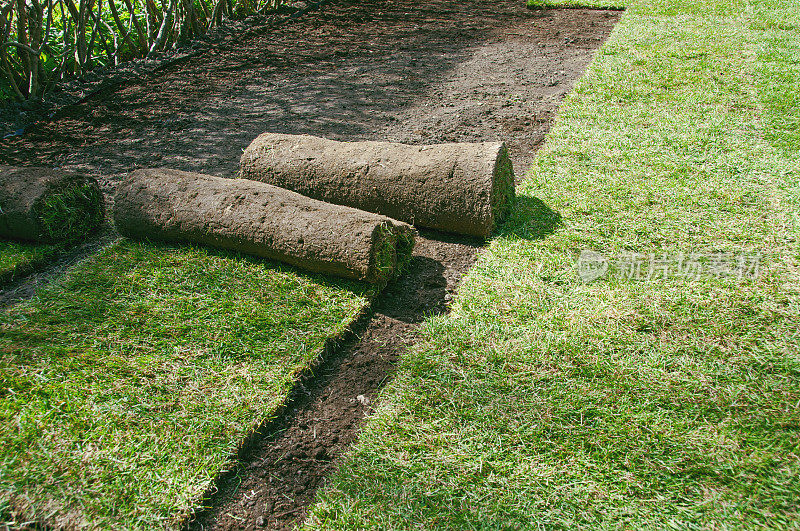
[0,0,618,181]
[0,0,618,528]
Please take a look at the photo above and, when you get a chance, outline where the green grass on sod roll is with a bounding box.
[0,240,62,286]
[35,181,105,244]
[491,146,517,231]
[307,0,800,528]
[0,240,370,528]
[396,228,417,275]
[372,223,418,287]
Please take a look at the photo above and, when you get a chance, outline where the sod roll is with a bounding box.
[239,133,515,238]
[113,169,415,284]
[0,165,104,243]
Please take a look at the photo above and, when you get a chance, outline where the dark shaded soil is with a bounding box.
[0,0,331,139]
[0,0,618,528]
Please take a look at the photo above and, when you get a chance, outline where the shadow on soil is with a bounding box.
[0,1,620,179]
[1,0,514,176]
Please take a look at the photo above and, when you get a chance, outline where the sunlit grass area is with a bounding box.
[0,240,369,528]
[309,0,800,527]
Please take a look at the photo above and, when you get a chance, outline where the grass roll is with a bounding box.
[113,168,415,284]
[239,133,515,238]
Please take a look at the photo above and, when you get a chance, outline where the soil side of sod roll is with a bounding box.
[239,133,515,238]
[113,168,415,284]
[0,165,105,243]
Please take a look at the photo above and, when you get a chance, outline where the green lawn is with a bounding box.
[0,240,62,286]
[0,240,369,528]
[309,0,800,528]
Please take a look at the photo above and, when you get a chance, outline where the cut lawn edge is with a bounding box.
[306,0,800,528]
[182,296,379,528]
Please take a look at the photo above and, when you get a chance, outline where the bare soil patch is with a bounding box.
[0,0,618,180]
[0,0,618,528]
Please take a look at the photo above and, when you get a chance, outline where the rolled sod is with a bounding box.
[113,169,415,284]
[0,165,104,243]
[239,133,515,238]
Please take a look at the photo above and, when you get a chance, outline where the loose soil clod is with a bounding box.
[240,133,514,238]
[113,168,415,284]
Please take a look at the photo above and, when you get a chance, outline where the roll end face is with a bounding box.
[488,143,516,237]
[393,222,417,277]
[367,220,417,287]
[34,172,105,244]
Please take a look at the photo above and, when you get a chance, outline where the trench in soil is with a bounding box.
[187,231,481,531]
[0,1,620,529]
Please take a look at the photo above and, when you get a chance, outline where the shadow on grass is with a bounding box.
[105,241,374,324]
[0,226,119,307]
[499,195,562,241]
[0,240,63,287]
[1,237,371,340]
[192,241,372,296]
